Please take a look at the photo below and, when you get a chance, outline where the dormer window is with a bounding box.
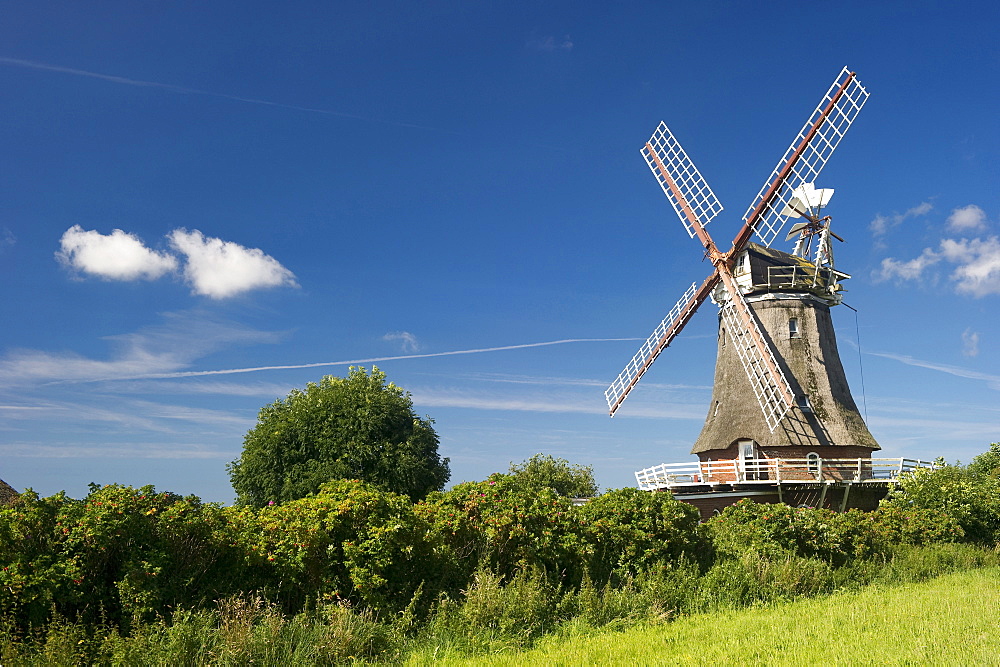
[789,317,800,338]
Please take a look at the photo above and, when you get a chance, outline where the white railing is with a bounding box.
[635,457,937,491]
[766,265,836,291]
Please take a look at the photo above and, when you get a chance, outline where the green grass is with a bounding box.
[424,566,1000,666]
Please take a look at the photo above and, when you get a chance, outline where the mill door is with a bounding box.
[738,439,758,481]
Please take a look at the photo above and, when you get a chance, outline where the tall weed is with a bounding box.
[695,551,836,610]
[419,568,558,655]
[558,561,699,629]
[875,542,1000,585]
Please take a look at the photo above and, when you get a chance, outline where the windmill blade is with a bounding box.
[737,67,869,249]
[606,276,717,416]
[642,122,724,239]
[717,280,795,432]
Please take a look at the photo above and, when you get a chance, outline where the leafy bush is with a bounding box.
[507,454,599,498]
[577,488,709,584]
[967,442,1000,479]
[883,461,1000,544]
[0,490,77,629]
[0,485,248,631]
[708,500,889,567]
[422,475,584,587]
[869,505,964,545]
[238,479,446,616]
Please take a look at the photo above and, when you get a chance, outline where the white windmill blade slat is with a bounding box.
[642,122,724,238]
[742,67,869,247]
[719,290,794,431]
[606,281,702,416]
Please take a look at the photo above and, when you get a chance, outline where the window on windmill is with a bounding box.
[720,327,726,347]
[797,394,812,412]
[789,317,801,338]
[807,452,820,473]
[714,401,720,417]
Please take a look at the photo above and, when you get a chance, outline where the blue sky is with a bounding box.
[1,1,997,502]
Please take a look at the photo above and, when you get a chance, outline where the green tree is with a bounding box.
[506,453,599,498]
[228,367,450,506]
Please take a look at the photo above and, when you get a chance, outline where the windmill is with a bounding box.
[607,67,882,500]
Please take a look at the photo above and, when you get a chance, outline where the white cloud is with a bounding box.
[946,205,988,233]
[962,329,980,357]
[869,201,932,237]
[58,226,298,299]
[0,227,14,253]
[0,311,284,384]
[56,225,177,280]
[168,229,298,299]
[0,347,185,385]
[409,386,706,419]
[872,248,940,283]
[109,380,294,397]
[440,371,709,391]
[383,331,421,353]
[526,34,574,52]
[0,442,231,459]
[874,220,1000,297]
[939,236,1000,297]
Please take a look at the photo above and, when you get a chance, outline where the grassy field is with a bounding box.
[423,566,1000,666]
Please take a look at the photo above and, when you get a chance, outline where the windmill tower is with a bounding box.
[606,68,898,514]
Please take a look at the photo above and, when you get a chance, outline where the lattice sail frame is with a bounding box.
[743,67,869,247]
[641,122,724,237]
[719,290,793,431]
[605,282,699,414]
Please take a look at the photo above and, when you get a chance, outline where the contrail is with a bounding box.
[870,351,1000,387]
[100,338,643,381]
[0,57,456,133]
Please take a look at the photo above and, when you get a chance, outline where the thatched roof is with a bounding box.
[692,295,879,455]
[0,478,19,505]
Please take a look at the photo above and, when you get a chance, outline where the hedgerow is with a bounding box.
[1,444,998,662]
